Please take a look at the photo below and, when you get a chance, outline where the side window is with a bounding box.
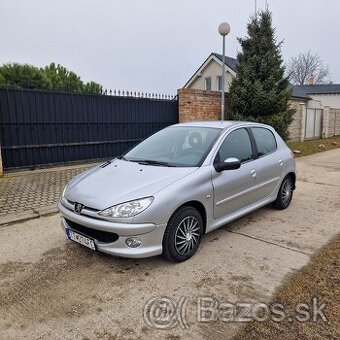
[205,77,211,91]
[216,128,253,164]
[217,76,222,91]
[252,127,277,157]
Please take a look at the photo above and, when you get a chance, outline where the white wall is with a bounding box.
[310,94,340,109]
[187,59,234,92]
[306,99,323,109]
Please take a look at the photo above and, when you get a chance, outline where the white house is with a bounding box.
[291,84,340,109]
[184,53,340,110]
[184,52,237,92]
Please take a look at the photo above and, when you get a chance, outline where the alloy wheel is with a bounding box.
[174,216,200,255]
[281,180,293,205]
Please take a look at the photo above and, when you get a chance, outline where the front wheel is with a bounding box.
[272,176,294,210]
[163,206,203,262]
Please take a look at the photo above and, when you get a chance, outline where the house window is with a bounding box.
[205,77,211,91]
[217,76,223,91]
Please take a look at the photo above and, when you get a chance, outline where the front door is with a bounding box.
[212,128,259,219]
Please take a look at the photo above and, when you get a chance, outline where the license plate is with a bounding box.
[66,228,96,251]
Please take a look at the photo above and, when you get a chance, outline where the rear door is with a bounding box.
[250,127,283,199]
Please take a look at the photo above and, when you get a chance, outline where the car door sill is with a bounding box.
[207,196,274,233]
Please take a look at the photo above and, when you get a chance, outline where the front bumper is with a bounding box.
[58,201,166,258]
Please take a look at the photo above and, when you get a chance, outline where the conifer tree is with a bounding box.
[228,11,293,140]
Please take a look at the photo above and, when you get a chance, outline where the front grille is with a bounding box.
[65,199,98,212]
[65,218,119,243]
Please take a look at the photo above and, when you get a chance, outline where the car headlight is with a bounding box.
[98,197,154,219]
[61,185,68,204]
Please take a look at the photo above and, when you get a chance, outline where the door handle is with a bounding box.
[250,169,257,178]
[278,159,284,166]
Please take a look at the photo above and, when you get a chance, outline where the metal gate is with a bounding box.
[305,108,323,140]
[0,88,178,170]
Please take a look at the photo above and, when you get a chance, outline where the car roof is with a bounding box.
[173,120,262,130]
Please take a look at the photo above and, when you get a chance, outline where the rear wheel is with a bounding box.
[163,206,203,262]
[272,176,294,210]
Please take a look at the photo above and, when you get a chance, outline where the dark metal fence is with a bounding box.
[0,88,178,170]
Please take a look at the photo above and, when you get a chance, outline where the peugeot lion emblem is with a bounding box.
[74,203,84,214]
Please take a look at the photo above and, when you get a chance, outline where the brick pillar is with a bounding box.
[322,106,330,139]
[299,103,306,142]
[178,88,222,122]
[0,143,3,177]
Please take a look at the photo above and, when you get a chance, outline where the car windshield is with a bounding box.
[123,126,222,167]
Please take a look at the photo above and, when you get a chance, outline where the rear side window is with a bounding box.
[216,128,253,163]
[252,127,277,157]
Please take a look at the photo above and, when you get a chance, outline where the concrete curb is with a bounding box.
[0,205,58,226]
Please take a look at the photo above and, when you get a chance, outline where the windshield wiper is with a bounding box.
[128,159,176,167]
[117,156,128,161]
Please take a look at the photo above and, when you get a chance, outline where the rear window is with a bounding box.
[252,127,277,157]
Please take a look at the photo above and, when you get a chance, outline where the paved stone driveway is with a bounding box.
[0,164,96,225]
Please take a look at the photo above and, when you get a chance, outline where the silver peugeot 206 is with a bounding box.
[58,121,296,262]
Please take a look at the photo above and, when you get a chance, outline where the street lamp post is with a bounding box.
[218,22,230,120]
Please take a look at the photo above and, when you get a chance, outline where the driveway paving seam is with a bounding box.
[298,179,340,187]
[225,229,312,256]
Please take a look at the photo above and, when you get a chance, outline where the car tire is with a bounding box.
[272,175,294,210]
[163,206,203,262]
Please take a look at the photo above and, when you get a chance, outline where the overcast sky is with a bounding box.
[1,0,339,94]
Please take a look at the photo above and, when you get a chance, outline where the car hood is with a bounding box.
[65,159,197,210]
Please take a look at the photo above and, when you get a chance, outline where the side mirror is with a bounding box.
[215,157,241,172]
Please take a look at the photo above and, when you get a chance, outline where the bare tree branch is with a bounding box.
[287,50,330,85]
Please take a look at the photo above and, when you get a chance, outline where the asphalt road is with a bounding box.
[1,149,339,340]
